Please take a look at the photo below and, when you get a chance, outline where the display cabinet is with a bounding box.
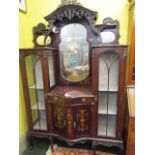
[20,1,127,154]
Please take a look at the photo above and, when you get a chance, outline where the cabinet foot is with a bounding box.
[92,141,96,155]
[119,143,124,155]
[28,135,33,150]
[49,137,54,149]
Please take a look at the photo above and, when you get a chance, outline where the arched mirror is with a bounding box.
[59,23,89,82]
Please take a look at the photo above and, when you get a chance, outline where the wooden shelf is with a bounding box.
[29,84,44,90]
[31,103,45,110]
[98,87,118,92]
[98,90,118,93]
[98,103,117,115]
[98,93,117,115]
[98,115,116,137]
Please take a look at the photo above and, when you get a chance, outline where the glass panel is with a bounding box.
[98,115,116,137]
[98,115,106,136]
[98,92,117,137]
[59,23,89,82]
[25,54,47,130]
[98,52,119,138]
[107,115,116,137]
[30,90,45,110]
[99,52,119,91]
[33,111,47,130]
[48,53,55,87]
[98,92,117,115]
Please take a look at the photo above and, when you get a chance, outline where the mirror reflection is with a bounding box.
[100,31,115,43]
[59,23,89,82]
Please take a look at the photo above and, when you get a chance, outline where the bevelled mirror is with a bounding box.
[59,23,89,82]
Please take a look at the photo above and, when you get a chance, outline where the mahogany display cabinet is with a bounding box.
[20,1,128,154]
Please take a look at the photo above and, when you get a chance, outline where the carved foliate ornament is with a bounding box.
[77,109,89,132]
[33,23,53,46]
[66,109,74,136]
[44,5,98,34]
[33,2,120,46]
[59,0,82,7]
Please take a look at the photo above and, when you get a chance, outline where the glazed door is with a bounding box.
[92,46,127,139]
[20,53,47,131]
[20,49,56,131]
[98,51,119,138]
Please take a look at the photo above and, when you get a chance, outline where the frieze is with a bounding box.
[44,5,97,27]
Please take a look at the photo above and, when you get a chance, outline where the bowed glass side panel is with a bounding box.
[98,52,119,137]
[47,51,55,87]
[25,54,47,130]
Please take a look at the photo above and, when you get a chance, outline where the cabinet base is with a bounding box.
[28,131,123,154]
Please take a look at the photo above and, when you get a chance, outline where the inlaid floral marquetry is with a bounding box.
[54,107,64,129]
[66,108,74,137]
[53,97,65,130]
[77,109,89,133]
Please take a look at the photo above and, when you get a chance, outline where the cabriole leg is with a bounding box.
[92,141,96,155]
[28,135,33,150]
[49,136,54,150]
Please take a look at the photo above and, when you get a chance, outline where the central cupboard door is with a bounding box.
[75,106,91,137]
[52,104,92,138]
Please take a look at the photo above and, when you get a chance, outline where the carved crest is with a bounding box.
[44,5,97,27]
[33,3,120,46]
[59,0,82,7]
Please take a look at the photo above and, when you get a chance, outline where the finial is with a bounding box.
[59,0,82,7]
